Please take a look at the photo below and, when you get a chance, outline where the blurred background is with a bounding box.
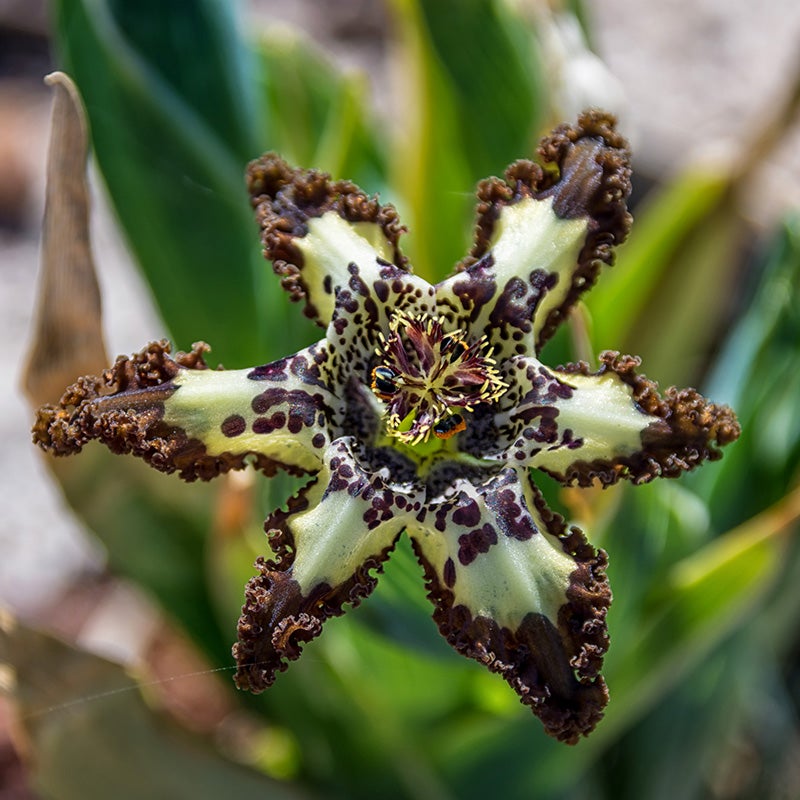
[2,1,800,798]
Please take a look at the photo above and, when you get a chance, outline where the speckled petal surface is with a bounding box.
[32,340,336,480]
[409,467,610,743]
[247,153,410,327]
[324,260,436,389]
[435,110,632,359]
[234,437,423,691]
[33,109,742,745]
[492,352,741,487]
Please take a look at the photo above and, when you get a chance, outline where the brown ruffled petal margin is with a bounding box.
[462,109,633,348]
[246,153,408,324]
[233,482,400,691]
[28,108,742,747]
[31,340,302,482]
[414,486,611,744]
[555,351,741,487]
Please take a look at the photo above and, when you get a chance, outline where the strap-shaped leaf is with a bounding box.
[53,0,308,366]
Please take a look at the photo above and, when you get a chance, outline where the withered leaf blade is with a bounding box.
[23,71,107,408]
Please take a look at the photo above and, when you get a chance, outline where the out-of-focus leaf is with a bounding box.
[0,620,310,800]
[697,215,800,528]
[23,72,107,406]
[389,0,547,281]
[256,28,386,191]
[603,485,800,738]
[387,0,473,280]
[105,0,262,161]
[590,162,731,356]
[566,0,592,46]
[415,0,546,179]
[51,447,233,667]
[314,612,464,800]
[350,536,454,657]
[53,0,317,367]
[627,206,741,385]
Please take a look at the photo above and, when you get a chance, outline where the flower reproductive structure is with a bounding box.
[33,111,740,743]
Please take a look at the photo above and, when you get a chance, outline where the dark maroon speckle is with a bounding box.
[458,523,498,566]
[443,557,457,588]
[253,412,286,434]
[248,360,289,382]
[452,497,482,527]
[374,280,389,302]
[221,415,246,438]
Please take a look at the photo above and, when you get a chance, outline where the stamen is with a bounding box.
[370,310,507,444]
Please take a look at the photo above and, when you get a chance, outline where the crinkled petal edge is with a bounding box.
[31,340,310,482]
[550,351,742,487]
[233,479,401,692]
[413,485,611,744]
[247,153,408,323]
[459,109,633,348]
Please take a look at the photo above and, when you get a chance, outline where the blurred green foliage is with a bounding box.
[12,0,800,798]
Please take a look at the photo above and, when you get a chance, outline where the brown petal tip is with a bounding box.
[29,340,265,482]
[559,351,742,487]
[246,153,407,322]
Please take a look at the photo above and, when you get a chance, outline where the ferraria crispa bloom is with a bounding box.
[33,112,739,743]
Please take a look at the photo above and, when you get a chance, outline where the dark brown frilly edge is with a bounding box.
[412,484,611,744]
[246,153,408,325]
[461,109,633,349]
[553,351,742,488]
[233,483,399,691]
[31,340,303,482]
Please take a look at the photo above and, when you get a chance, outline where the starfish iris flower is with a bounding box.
[33,112,739,743]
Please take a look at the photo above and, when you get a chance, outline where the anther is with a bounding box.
[433,413,466,440]
[371,366,398,400]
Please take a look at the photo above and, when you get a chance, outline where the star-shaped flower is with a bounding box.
[33,111,740,743]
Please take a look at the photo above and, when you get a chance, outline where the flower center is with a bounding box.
[370,310,507,445]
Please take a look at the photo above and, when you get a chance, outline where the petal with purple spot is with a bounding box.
[435,110,632,359]
[494,352,741,487]
[33,341,337,480]
[247,153,411,327]
[234,437,423,691]
[408,466,610,743]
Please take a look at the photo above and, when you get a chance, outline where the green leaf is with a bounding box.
[53,0,317,368]
[256,28,387,190]
[603,486,800,740]
[589,162,731,357]
[387,0,473,280]
[696,215,800,529]
[389,0,547,281]
[415,0,547,179]
[105,0,263,162]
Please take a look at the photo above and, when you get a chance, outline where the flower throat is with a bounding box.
[370,310,507,445]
